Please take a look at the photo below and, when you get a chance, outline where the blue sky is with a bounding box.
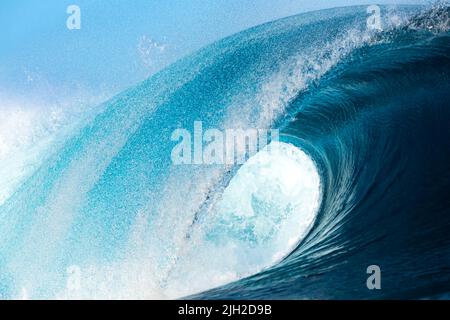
[0,0,428,106]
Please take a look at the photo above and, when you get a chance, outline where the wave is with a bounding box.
[1,5,449,299]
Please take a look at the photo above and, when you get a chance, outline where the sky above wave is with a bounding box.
[0,0,428,107]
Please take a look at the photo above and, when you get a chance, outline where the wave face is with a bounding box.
[1,5,450,299]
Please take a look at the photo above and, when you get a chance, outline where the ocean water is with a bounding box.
[0,5,449,299]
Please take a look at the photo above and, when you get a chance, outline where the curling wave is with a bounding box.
[1,5,450,299]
